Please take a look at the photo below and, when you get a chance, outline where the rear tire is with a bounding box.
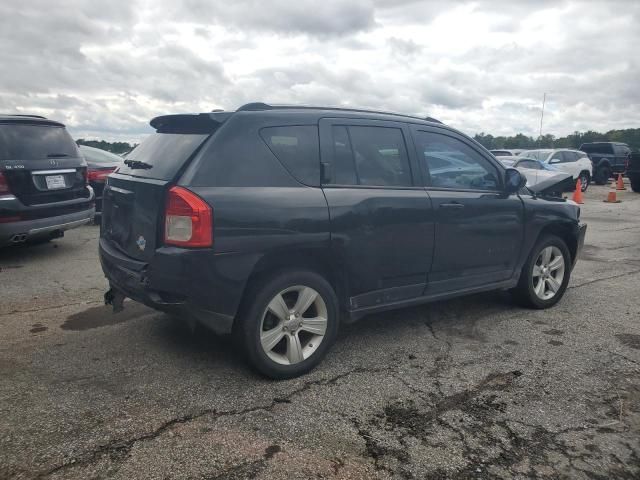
[594,165,611,185]
[236,270,339,379]
[630,173,640,193]
[512,234,571,309]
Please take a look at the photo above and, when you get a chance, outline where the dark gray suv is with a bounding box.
[0,115,95,246]
[100,103,587,379]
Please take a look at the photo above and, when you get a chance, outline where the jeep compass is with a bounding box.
[100,103,587,379]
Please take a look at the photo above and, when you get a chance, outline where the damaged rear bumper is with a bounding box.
[99,237,235,334]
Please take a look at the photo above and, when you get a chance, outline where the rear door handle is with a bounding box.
[440,202,464,209]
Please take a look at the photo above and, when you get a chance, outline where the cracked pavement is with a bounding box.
[1,183,639,479]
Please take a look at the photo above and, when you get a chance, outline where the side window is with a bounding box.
[562,151,578,162]
[331,126,358,185]
[414,131,500,190]
[328,125,413,187]
[260,126,320,186]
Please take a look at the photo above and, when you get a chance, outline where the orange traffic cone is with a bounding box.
[603,191,621,203]
[572,178,584,204]
[616,173,626,191]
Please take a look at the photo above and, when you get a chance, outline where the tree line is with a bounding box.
[76,126,640,155]
[473,128,640,151]
[76,139,136,155]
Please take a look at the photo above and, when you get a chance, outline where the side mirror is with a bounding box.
[549,158,561,164]
[504,168,526,193]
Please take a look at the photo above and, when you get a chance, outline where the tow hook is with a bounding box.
[104,288,125,313]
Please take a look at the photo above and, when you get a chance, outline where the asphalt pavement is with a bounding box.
[1,183,639,479]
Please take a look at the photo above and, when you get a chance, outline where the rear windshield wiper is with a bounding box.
[47,153,71,158]
[124,159,153,169]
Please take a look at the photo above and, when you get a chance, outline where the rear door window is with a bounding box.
[119,133,209,181]
[561,151,578,162]
[326,125,413,187]
[0,123,79,160]
[260,126,320,186]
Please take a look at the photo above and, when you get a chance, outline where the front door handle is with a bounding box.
[440,202,464,209]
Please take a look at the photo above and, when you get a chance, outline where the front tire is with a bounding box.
[579,171,590,192]
[236,270,339,379]
[512,235,571,309]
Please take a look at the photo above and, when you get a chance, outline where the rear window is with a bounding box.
[118,133,209,180]
[260,126,320,186]
[0,123,79,161]
[580,143,613,154]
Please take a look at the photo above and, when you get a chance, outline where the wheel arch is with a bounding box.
[536,222,578,264]
[235,247,346,321]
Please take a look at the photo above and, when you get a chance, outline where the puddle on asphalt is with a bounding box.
[61,302,152,331]
[615,334,640,350]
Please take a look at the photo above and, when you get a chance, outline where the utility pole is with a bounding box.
[539,93,546,145]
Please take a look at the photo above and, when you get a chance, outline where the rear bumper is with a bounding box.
[99,237,259,334]
[0,202,95,246]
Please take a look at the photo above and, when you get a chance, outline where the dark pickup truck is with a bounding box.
[579,142,631,185]
[629,152,640,192]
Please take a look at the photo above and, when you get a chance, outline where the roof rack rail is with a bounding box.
[235,102,441,123]
[1,114,47,119]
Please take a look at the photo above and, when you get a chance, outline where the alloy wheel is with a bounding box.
[532,246,565,300]
[259,286,328,365]
[579,172,589,191]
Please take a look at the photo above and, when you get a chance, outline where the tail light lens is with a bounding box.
[87,168,116,183]
[164,186,212,247]
[0,172,11,195]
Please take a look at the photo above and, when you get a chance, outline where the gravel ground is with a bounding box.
[1,183,639,479]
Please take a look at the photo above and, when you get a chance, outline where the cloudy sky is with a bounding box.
[1,0,638,142]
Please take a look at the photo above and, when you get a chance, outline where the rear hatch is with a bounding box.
[0,119,89,205]
[101,113,227,261]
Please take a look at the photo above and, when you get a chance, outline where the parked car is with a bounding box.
[490,149,525,157]
[518,149,592,191]
[78,145,123,216]
[579,142,631,185]
[629,152,640,193]
[0,115,94,246]
[497,156,574,194]
[100,103,587,379]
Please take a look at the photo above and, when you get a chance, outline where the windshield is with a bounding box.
[0,123,79,160]
[118,133,209,180]
[79,145,123,164]
[519,150,552,161]
[498,158,516,167]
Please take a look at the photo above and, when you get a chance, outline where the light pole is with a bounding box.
[539,93,546,146]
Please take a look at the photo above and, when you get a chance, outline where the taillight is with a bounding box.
[0,172,11,195]
[87,168,116,182]
[164,186,212,248]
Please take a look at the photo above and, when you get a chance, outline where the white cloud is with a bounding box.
[0,0,638,142]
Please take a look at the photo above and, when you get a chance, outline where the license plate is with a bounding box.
[45,175,66,190]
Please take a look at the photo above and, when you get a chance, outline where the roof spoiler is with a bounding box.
[150,112,232,134]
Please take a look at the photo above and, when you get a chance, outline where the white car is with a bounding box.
[498,156,574,193]
[519,149,592,191]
